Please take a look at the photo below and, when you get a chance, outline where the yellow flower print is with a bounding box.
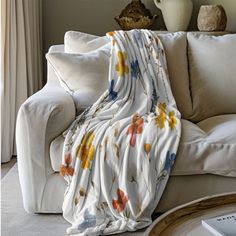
[115,51,129,77]
[168,111,177,129]
[156,113,166,129]
[157,103,166,113]
[76,132,95,169]
[144,143,151,155]
[156,103,167,129]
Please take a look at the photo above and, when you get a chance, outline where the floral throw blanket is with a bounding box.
[60,30,181,235]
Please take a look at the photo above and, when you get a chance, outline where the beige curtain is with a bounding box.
[1,0,42,163]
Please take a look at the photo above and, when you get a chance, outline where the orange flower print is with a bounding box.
[115,51,129,77]
[77,132,95,169]
[107,31,115,36]
[156,103,167,129]
[168,111,177,129]
[127,113,144,147]
[107,31,116,46]
[112,188,129,213]
[60,153,74,177]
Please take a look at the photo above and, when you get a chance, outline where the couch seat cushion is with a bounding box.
[50,114,236,177]
[173,114,236,177]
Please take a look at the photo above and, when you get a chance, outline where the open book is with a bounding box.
[202,213,236,236]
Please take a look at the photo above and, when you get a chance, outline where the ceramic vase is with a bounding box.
[154,0,193,31]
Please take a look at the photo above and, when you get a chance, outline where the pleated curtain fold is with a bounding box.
[1,0,42,163]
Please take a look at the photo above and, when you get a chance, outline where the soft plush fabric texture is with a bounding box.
[188,33,236,122]
[3,166,236,235]
[4,165,236,236]
[61,30,181,235]
[16,31,236,218]
[46,46,110,111]
[50,135,64,171]
[174,114,236,177]
[64,31,192,119]
[16,84,76,213]
[64,31,109,53]
[158,33,191,119]
[47,45,65,85]
[50,115,236,177]
[9,163,236,214]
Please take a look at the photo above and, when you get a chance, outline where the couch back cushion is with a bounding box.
[64,31,192,118]
[188,33,236,122]
[158,32,192,118]
[46,45,110,112]
[65,31,109,53]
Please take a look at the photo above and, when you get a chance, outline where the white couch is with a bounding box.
[16,31,236,214]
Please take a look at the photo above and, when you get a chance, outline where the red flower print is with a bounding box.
[127,113,144,147]
[60,153,74,177]
[112,188,129,213]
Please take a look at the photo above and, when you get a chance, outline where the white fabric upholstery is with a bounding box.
[64,31,192,119]
[158,33,192,119]
[46,45,65,85]
[188,33,236,122]
[16,84,76,213]
[173,115,236,177]
[16,32,236,214]
[46,47,110,110]
[50,115,236,177]
[16,170,236,213]
[64,31,109,53]
[50,135,64,171]
[156,174,236,212]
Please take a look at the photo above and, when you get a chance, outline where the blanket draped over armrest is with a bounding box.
[60,30,181,236]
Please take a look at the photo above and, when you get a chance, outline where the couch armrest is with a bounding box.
[16,83,76,213]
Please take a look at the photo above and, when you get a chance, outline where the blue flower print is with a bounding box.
[150,79,159,113]
[78,209,96,230]
[133,30,143,48]
[131,60,140,79]
[109,79,118,101]
[164,151,176,173]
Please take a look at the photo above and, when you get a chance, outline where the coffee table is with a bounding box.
[146,192,236,236]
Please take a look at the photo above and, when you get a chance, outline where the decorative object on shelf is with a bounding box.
[154,0,193,31]
[197,5,227,32]
[115,0,158,30]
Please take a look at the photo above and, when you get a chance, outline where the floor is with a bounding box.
[1,157,17,179]
[1,159,148,236]
[1,164,71,236]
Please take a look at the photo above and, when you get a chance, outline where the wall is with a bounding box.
[42,0,164,52]
[42,0,236,66]
[43,0,236,51]
[42,0,165,81]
